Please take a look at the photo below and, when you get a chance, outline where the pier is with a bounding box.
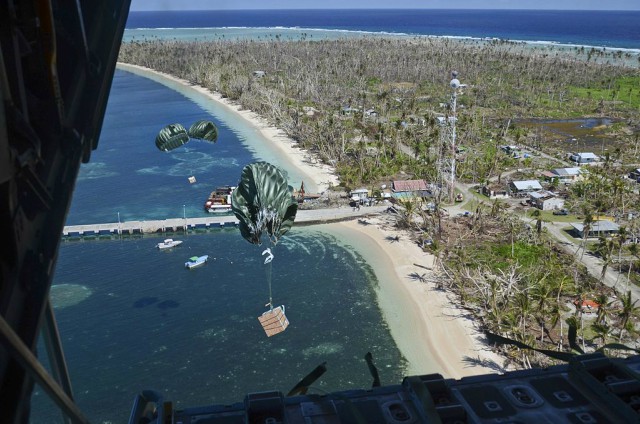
[62,206,388,238]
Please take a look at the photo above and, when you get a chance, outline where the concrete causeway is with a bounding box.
[62,205,389,237]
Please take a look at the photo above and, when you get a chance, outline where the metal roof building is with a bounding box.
[571,220,620,238]
[510,180,543,192]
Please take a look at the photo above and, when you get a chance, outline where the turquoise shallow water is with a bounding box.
[33,70,406,423]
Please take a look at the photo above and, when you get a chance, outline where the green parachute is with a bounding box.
[155,120,218,152]
[188,119,218,142]
[231,162,298,246]
[231,162,297,337]
[155,123,189,152]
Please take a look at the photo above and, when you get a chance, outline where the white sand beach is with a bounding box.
[116,62,504,379]
[320,219,504,379]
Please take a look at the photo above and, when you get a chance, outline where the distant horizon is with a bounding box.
[129,0,640,12]
[130,8,640,12]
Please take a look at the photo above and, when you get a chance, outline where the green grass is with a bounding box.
[492,242,547,269]
[527,210,579,223]
[460,197,483,212]
[570,76,640,109]
[465,241,549,270]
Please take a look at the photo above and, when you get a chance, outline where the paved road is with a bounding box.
[449,182,639,302]
[397,136,638,301]
[544,221,640,301]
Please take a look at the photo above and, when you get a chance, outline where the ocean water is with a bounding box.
[37,230,405,423]
[36,70,406,422]
[66,68,316,226]
[66,70,251,225]
[125,9,640,50]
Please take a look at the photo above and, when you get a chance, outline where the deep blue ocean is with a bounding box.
[126,9,640,50]
[37,9,637,423]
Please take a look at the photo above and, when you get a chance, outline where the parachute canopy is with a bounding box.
[188,120,218,142]
[155,120,218,152]
[231,162,298,245]
[155,123,189,152]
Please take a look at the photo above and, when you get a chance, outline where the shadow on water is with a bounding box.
[157,300,180,310]
[133,297,180,310]
[133,296,159,308]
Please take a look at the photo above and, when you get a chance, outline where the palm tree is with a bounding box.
[547,303,564,348]
[530,208,543,237]
[579,209,594,261]
[628,243,639,291]
[531,275,555,343]
[565,315,584,353]
[490,199,505,218]
[514,291,532,336]
[590,322,611,348]
[614,226,628,288]
[397,198,417,229]
[617,291,639,342]
[611,176,628,214]
[594,293,612,324]
[595,236,615,284]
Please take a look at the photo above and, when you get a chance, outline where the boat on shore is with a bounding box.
[156,238,183,250]
[204,186,235,213]
[294,181,320,204]
[185,255,208,269]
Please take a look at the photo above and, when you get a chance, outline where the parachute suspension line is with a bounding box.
[269,214,283,246]
[248,207,284,247]
[262,248,275,310]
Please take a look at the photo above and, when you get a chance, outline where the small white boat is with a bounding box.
[156,239,183,250]
[185,255,208,269]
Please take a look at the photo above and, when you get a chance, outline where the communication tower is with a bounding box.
[438,71,464,204]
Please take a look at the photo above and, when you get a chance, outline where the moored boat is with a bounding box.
[156,238,183,250]
[204,186,235,213]
[185,255,208,269]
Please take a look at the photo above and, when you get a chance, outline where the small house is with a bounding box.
[542,167,583,184]
[529,190,565,211]
[509,180,543,196]
[392,179,430,199]
[569,152,599,165]
[349,188,369,203]
[482,184,510,199]
[571,220,620,239]
[574,299,600,314]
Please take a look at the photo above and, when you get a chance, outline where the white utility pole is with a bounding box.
[448,71,463,203]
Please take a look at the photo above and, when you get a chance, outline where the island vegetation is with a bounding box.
[119,36,640,369]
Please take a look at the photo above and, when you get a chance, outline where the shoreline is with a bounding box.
[123,26,640,55]
[122,29,639,69]
[320,219,504,378]
[116,62,504,378]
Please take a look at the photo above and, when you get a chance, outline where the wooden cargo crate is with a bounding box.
[258,305,289,337]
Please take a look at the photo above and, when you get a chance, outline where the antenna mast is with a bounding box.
[447,71,463,204]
